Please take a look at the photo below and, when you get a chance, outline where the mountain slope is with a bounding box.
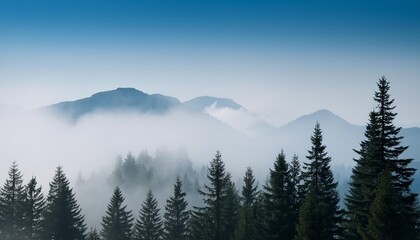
[183,96,243,112]
[42,88,181,119]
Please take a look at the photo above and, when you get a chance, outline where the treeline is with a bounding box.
[0,77,419,240]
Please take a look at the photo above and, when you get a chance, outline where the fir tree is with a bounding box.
[163,177,189,240]
[263,150,295,240]
[0,162,26,239]
[295,187,322,240]
[87,228,101,240]
[101,186,134,240]
[289,154,302,217]
[134,190,163,240]
[223,175,241,240]
[42,166,87,240]
[197,151,229,240]
[366,169,400,240]
[297,123,342,239]
[345,77,419,239]
[235,167,259,240]
[22,177,46,240]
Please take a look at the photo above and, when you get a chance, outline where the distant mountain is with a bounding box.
[42,88,181,119]
[183,96,243,112]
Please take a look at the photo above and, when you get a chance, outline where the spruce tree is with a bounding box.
[235,167,259,240]
[42,166,87,240]
[223,174,241,240]
[87,228,101,240]
[134,190,163,240]
[0,162,26,239]
[197,151,229,240]
[101,186,134,240]
[345,77,419,239]
[163,177,189,240]
[23,177,46,240]
[295,187,322,240]
[263,150,295,240]
[289,154,302,217]
[297,123,342,239]
[366,169,400,240]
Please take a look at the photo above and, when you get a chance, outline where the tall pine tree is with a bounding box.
[235,167,259,240]
[0,162,26,239]
[101,186,134,240]
[22,177,46,240]
[345,77,419,239]
[197,151,229,240]
[163,176,189,240]
[296,123,342,240]
[263,150,295,240]
[42,166,87,240]
[134,190,163,240]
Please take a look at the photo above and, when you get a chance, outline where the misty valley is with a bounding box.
[1,77,419,240]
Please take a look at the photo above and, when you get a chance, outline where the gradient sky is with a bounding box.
[1,0,420,126]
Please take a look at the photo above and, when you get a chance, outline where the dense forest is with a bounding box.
[0,77,419,240]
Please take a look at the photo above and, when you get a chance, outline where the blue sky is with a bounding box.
[1,0,420,126]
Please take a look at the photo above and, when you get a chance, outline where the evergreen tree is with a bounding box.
[134,190,163,240]
[235,167,259,240]
[263,150,295,240]
[297,123,342,239]
[289,154,302,217]
[223,174,241,240]
[23,177,46,240]
[42,166,87,240]
[344,111,382,239]
[101,186,134,240]
[0,162,26,239]
[345,77,419,239]
[197,151,229,240]
[366,169,400,240]
[87,228,101,240]
[295,187,322,240]
[163,176,189,240]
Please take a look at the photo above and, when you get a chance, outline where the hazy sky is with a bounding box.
[1,0,420,126]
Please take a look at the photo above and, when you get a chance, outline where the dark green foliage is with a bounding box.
[196,151,241,240]
[366,170,400,240]
[101,186,134,240]
[289,154,302,220]
[263,151,295,240]
[23,177,46,240]
[297,123,342,239]
[235,167,260,240]
[295,187,322,240]
[134,190,163,240]
[0,162,26,239]
[345,77,419,239]
[163,176,189,240]
[223,175,241,240]
[42,166,87,240]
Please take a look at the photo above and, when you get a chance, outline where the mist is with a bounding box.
[0,102,391,228]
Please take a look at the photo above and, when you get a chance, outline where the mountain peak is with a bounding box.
[284,109,352,129]
[183,96,243,112]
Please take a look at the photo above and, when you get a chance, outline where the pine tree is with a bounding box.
[163,177,189,240]
[22,177,46,240]
[0,162,26,239]
[197,151,229,240]
[345,77,419,239]
[42,166,87,240]
[289,154,302,217]
[297,123,342,239]
[366,169,400,240]
[263,150,295,240]
[134,190,163,240]
[295,187,322,240]
[87,228,101,240]
[101,186,134,240]
[235,167,259,240]
[223,175,241,240]
[344,111,382,239]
